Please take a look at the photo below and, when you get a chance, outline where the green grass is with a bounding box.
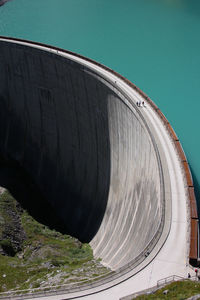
[0,190,109,294]
[135,280,200,300]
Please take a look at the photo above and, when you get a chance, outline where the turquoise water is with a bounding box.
[0,0,200,204]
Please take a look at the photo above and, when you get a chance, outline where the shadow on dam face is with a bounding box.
[0,40,163,269]
[0,41,111,242]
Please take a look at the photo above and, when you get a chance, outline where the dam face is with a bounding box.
[0,41,111,242]
[0,40,163,269]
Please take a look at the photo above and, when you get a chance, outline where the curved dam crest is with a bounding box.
[0,35,198,300]
[0,38,170,274]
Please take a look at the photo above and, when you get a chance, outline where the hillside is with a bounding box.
[0,189,109,294]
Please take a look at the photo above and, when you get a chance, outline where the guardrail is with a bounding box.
[120,274,197,299]
[157,275,185,287]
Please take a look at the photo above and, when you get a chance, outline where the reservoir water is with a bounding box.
[0,0,200,206]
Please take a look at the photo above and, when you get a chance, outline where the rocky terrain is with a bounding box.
[0,189,26,257]
[0,187,5,195]
[0,189,110,295]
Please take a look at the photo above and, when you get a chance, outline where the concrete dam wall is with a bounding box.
[0,39,163,271]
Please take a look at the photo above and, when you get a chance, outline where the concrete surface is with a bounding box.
[90,79,163,270]
[0,40,111,242]
[0,38,191,300]
[0,39,163,266]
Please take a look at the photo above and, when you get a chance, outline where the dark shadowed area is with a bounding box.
[0,41,111,242]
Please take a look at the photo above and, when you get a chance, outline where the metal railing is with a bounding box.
[157,275,185,287]
[120,274,198,300]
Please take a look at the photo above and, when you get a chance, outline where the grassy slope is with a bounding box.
[0,190,109,294]
[135,280,200,300]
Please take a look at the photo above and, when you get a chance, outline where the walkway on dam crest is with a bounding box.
[32,48,193,300]
[0,38,194,300]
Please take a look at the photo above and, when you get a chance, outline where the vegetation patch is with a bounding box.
[135,280,200,300]
[0,190,110,295]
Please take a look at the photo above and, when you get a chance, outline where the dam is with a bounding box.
[0,37,198,299]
